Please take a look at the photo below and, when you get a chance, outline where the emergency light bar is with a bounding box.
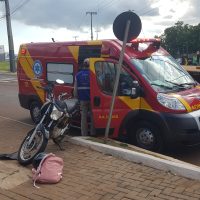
[129,38,161,51]
[130,38,161,43]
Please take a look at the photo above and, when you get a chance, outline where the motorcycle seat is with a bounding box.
[64,98,79,114]
[55,100,67,111]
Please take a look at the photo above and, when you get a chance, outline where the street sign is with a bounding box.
[113,11,142,42]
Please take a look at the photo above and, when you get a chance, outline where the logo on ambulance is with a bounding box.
[33,60,43,77]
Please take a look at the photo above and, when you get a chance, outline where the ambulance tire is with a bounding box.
[132,121,164,152]
[30,101,41,124]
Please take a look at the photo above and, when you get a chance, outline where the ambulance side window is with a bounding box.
[47,63,74,84]
[95,61,116,94]
[94,61,135,96]
[118,69,135,96]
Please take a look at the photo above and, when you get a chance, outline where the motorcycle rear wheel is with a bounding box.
[18,128,48,166]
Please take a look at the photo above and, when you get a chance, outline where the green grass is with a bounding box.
[0,61,9,71]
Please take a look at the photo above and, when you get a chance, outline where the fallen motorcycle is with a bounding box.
[18,79,79,165]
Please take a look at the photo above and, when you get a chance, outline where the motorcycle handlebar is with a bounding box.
[36,84,54,93]
[58,92,72,100]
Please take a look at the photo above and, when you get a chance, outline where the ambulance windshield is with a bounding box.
[131,55,196,93]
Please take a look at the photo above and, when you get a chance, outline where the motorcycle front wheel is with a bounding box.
[18,128,48,165]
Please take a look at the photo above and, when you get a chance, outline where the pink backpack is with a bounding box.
[32,153,64,188]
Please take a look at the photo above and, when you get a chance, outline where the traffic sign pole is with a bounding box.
[104,19,131,141]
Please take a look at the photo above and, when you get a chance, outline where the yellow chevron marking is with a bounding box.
[140,98,153,111]
[89,57,105,74]
[119,96,140,109]
[170,94,192,112]
[68,46,79,63]
[195,86,200,89]
[19,45,45,102]
[87,40,102,45]
[119,96,153,111]
[31,80,45,101]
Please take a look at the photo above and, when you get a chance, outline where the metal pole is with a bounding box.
[90,13,93,40]
[1,0,16,72]
[73,36,79,41]
[104,19,131,141]
[86,12,97,40]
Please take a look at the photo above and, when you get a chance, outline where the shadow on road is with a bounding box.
[165,143,200,166]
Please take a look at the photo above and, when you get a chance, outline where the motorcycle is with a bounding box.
[18,79,79,165]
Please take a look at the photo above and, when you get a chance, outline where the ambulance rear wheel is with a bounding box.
[30,102,41,124]
[131,121,163,152]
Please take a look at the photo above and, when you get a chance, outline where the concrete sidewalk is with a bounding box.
[1,140,200,200]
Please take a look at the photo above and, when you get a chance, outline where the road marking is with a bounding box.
[0,78,17,83]
[0,115,33,127]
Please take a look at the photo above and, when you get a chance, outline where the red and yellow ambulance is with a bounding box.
[17,39,200,151]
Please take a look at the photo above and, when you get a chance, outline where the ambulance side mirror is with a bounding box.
[130,81,142,99]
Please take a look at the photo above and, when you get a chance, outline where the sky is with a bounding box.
[0,0,200,53]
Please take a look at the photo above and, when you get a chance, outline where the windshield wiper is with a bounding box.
[179,82,197,87]
[165,80,197,87]
[151,82,173,89]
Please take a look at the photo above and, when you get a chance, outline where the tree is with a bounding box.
[160,21,200,58]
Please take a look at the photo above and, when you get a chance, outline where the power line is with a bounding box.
[0,0,31,21]
[85,0,115,14]
[90,0,120,39]
[10,0,31,16]
[71,0,120,39]
[136,0,160,15]
[139,7,159,16]
[99,0,120,11]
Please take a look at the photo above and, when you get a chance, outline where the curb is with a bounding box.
[67,136,200,181]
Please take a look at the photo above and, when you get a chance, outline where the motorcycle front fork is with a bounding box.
[27,119,53,145]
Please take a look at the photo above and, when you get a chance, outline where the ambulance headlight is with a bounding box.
[50,106,63,120]
[157,93,186,110]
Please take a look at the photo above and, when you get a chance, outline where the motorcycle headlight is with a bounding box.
[50,106,63,120]
[157,93,186,110]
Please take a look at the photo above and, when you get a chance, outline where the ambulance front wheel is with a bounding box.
[30,101,41,124]
[131,121,164,152]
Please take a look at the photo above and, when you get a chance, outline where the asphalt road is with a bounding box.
[1,72,200,165]
[0,73,32,124]
[0,73,33,154]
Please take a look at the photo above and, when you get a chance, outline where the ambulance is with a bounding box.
[17,39,200,152]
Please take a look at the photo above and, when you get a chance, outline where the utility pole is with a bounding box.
[73,36,79,41]
[0,0,16,72]
[86,11,97,40]
[95,29,100,40]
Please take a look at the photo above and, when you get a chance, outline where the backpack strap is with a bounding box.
[32,168,41,188]
[37,153,55,171]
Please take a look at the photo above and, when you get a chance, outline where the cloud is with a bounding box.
[2,0,198,34]
[4,0,158,30]
[0,0,199,52]
[182,0,200,24]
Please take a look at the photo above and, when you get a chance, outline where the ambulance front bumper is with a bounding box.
[162,109,200,144]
